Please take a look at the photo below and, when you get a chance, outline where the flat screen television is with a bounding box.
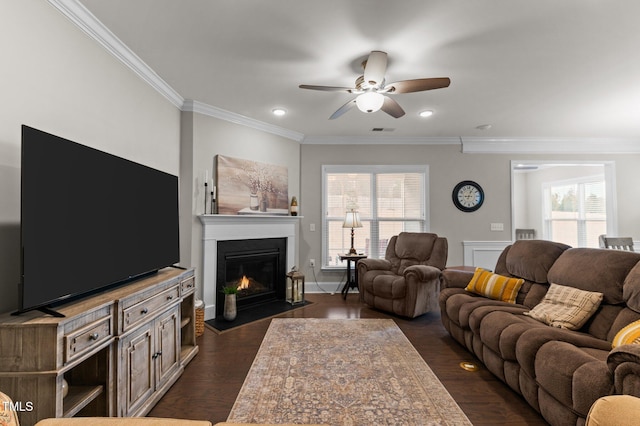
[18,125,180,316]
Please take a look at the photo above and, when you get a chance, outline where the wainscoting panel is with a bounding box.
[462,241,512,270]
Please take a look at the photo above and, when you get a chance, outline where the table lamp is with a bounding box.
[343,209,363,255]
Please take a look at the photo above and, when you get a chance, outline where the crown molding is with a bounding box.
[47,0,184,108]
[301,135,462,145]
[461,137,640,154]
[47,1,305,142]
[182,100,305,142]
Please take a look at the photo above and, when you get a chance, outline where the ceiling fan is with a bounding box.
[299,50,450,119]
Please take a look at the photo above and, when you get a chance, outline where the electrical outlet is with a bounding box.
[310,223,316,232]
[309,259,315,267]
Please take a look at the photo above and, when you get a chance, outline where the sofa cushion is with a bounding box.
[502,240,571,283]
[525,283,603,330]
[623,261,640,313]
[465,268,524,303]
[547,248,640,304]
[612,319,640,348]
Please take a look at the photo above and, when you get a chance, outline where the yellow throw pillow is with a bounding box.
[465,268,524,304]
[612,319,640,348]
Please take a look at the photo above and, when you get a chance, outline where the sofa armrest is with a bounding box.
[608,345,640,395]
[357,258,392,272]
[516,326,613,378]
[442,269,474,289]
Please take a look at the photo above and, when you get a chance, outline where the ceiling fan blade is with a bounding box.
[381,96,405,118]
[363,51,388,88]
[385,77,451,93]
[329,98,357,120]
[299,84,355,93]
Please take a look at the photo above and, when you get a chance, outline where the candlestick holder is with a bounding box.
[211,191,216,214]
[204,182,208,214]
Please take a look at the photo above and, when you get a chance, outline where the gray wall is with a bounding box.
[300,143,640,286]
[180,112,301,299]
[0,1,181,313]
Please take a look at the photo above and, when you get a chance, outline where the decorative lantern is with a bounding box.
[286,271,305,305]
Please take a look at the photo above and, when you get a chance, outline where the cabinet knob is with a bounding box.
[167,295,174,300]
[89,332,99,340]
[141,308,149,314]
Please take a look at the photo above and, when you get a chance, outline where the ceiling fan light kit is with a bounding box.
[356,92,385,113]
[299,50,450,119]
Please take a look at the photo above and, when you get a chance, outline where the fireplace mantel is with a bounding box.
[199,214,302,319]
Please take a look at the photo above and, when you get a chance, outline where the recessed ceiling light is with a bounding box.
[272,108,287,116]
[476,124,492,130]
[419,110,434,118]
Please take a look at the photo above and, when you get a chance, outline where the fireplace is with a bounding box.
[200,214,300,320]
[216,238,287,316]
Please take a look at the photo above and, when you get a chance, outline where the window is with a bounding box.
[543,176,606,247]
[512,161,617,248]
[322,165,428,268]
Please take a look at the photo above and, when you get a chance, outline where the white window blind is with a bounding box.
[322,165,428,268]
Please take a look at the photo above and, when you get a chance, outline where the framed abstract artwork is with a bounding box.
[215,155,289,215]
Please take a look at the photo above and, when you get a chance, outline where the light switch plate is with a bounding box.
[490,223,504,231]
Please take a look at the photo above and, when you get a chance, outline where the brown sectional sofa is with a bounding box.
[440,240,640,426]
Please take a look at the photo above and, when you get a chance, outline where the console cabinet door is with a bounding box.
[120,323,154,416]
[155,306,180,386]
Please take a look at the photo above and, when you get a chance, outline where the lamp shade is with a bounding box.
[356,92,384,113]
[343,210,363,228]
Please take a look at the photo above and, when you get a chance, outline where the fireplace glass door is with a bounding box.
[216,238,287,315]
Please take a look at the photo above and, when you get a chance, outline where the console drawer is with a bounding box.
[64,316,112,363]
[181,275,195,295]
[122,285,180,332]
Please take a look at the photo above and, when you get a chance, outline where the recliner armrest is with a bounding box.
[608,344,640,395]
[403,264,442,282]
[357,258,392,272]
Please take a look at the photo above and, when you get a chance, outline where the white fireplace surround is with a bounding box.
[199,214,301,320]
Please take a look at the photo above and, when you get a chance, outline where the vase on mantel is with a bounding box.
[223,294,237,321]
[249,193,259,211]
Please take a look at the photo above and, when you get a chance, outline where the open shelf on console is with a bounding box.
[63,385,104,417]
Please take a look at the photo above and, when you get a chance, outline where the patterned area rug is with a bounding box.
[227,318,472,425]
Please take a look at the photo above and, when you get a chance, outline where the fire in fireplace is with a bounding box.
[216,237,287,316]
[233,275,268,297]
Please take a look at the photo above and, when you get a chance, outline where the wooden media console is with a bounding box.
[0,267,198,425]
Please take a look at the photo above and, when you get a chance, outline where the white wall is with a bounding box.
[180,112,301,299]
[0,1,181,313]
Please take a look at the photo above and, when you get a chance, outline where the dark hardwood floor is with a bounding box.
[150,293,548,425]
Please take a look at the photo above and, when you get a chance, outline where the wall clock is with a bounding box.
[452,180,484,212]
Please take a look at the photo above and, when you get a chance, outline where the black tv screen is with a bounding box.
[19,125,180,314]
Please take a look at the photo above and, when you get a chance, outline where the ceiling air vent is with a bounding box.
[371,128,395,132]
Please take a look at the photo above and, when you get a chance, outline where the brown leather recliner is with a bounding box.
[357,232,448,318]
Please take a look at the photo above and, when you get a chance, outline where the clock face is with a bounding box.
[452,181,484,212]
